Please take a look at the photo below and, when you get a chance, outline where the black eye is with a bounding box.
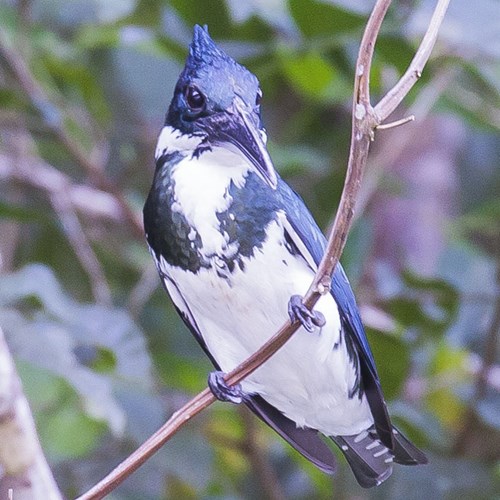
[256,90,262,107]
[185,85,206,112]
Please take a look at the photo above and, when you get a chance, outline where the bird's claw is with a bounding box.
[208,371,244,404]
[288,294,326,333]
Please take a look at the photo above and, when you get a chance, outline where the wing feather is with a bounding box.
[275,178,394,449]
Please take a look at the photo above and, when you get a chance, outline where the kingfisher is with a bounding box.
[144,25,427,487]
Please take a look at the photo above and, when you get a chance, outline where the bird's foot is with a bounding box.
[208,371,244,404]
[288,294,326,333]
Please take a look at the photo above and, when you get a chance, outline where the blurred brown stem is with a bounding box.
[0,30,144,239]
[240,407,287,500]
[453,264,500,454]
[76,0,450,498]
[2,130,112,305]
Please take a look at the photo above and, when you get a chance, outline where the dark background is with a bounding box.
[0,0,499,498]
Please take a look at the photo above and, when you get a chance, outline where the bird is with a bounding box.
[143,25,427,488]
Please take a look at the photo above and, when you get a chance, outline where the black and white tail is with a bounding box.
[332,426,428,488]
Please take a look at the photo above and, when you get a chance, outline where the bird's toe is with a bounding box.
[208,371,244,404]
[288,294,325,332]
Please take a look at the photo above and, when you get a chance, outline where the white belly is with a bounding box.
[162,221,373,436]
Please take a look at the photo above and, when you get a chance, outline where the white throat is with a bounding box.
[155,126,252,257]
[155,126,204,159]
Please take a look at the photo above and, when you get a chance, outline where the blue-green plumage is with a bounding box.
[144,152,207,273]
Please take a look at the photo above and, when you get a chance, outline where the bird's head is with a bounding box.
[164,25,277,189]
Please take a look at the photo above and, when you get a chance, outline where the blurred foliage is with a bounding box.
[0,0,499,499]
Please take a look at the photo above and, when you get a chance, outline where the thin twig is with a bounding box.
[355,66,459,218]
[376,115,415,130]
[49,190,112,305]
[374,0,451,120]
[127,264,161,318]
[76,1,450,498]
[0,153,123,222]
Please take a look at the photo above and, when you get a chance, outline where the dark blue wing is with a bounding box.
[275,177,394,449]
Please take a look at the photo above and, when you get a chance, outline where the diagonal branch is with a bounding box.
[76,1,450,498]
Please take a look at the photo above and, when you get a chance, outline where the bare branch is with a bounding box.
[374,0,451,121]
[49,189,112,305]
[0,327,63,500]
[77,1,450,498]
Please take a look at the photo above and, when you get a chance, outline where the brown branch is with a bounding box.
[76,1,450,498]
[49,187,113,305]
[0,327,63,500]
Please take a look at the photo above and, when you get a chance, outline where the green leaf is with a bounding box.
[169,0,231,37]
[366,329,410,399]
[127,0,164,27]
[41,54,111,126]
[16,361,68,411]
[0,201,55,225]
[92,347,118,373]
[75,24,121,49]
[17,362,107,460]
[385,272,459,337]
[429,342,468,378]
[403,271,460,322]
[281,50,333,95]
[375,35,419,74]
[0,264,154,436]
[426,387,466,430]
[453,198,500,255]
[0,88,27,110]
[280,49,350,102]
[289,0,364,38]
[39,400,107,460]
[426,343,469,429]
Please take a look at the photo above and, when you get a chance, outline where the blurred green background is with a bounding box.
[0,0,499,498]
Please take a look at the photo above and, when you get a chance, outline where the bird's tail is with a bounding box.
[331,426,427,488]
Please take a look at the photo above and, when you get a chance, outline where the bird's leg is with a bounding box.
[208,371,244,404]
[288,294,326,333]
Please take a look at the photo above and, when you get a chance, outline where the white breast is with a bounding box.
[158,219,373,437]
[154,126,373,435]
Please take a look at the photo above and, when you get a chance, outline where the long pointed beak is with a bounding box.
[201,96,278,189]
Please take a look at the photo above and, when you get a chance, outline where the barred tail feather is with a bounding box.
[392,426,428,465]
[332,426,427,488]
